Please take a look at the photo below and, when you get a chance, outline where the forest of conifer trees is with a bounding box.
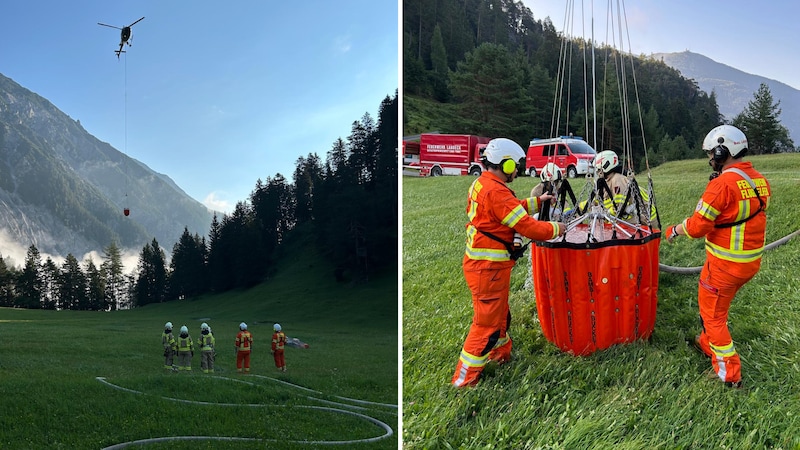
[0,93,398,310]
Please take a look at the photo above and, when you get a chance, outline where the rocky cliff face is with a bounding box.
[0,72,213,262]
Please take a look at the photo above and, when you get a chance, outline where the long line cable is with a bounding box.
[124,53,129,213]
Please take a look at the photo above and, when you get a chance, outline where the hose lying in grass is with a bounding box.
[659,228,800,274]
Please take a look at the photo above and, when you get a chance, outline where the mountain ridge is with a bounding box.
[0,72,214,263]
[650,51,800,144]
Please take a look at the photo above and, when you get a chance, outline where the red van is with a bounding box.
[525,136,596,178]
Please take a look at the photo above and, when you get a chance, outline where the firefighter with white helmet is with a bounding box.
[592,150,656,225]
[451,138,566,387]
[531,162,563,198]
[235,322,253,374]
[199,322,216,374]
[271,323,287,372]
[665,124,771,388]
[161,322,176,371]
[175,325,194,371]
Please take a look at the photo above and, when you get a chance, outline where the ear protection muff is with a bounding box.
[711,137,729,163]
[712,146,729,163]
[502,159,517,175]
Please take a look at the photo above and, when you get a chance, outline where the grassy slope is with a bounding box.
[403,95,456,136]
[0,235,398,449]
[402,154,800,449]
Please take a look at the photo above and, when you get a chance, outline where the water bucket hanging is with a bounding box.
[531,222,660,356]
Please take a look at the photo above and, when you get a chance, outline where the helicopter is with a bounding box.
[97,16,145,58]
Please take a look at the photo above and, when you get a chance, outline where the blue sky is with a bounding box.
[1,1,398,213]
[523,0,800,90]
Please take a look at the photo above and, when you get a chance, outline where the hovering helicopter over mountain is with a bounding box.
[97,16,145,59]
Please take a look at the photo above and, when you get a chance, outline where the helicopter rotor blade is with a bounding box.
[128,17,145,27]
[97,22,122,30]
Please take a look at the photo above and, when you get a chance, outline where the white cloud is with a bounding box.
[0,228,142,275]
[203,191,233,214]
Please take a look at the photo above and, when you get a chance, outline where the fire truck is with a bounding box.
[417,133,492,176]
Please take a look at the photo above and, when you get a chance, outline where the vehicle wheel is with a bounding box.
[469,167,482,176]
[528,167,537,177]
[567,166,578,178]
[431,166,443,177]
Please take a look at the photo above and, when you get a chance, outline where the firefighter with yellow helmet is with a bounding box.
[451,138,566,387]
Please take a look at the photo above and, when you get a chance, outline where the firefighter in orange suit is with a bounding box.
[665,125,770,389]
[235,322,253,374]
[271,323,287,372]
[452,138,566,388]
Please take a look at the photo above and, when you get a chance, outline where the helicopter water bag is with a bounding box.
[532,223,660,356]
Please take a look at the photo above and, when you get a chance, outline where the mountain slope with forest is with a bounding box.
[403,0,722,169]
[0,72,213,260]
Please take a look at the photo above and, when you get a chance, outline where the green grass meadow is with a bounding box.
[402,154,800,449]
[0,242,398,449]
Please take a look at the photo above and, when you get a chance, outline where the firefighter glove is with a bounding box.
[665,224,679,243]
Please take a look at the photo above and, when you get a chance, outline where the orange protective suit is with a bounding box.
[235,330,253,373]
[272,331,286,371]
[682,161,770,384]
[452,171,562,387]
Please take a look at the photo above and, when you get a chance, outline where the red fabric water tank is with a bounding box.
[532,222,660,355]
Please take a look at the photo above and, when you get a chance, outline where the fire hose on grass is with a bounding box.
[659,228,800,274]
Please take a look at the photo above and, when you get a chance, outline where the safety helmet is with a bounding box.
[201,322,209,331]
[702,124,748,159]
[273,323,281,332]
[539,162,563,183]
[483,138,525,175]
[180,325,188,334]
[165,322,173,330]
[239,322,247,330]
[594,150,619,174]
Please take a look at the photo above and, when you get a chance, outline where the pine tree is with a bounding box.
[85,259,105,311]
[0,256,16,307]
[134,239,167,306]
[448,42,533,144]
[40,258,59,310]
[169,227,208,300]
[732,83,795,154]
[101,242,126,310]
[59,254,88,310]
[16,245,42,309]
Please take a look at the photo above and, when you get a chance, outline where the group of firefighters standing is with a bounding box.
[452,124,771,390]
[162,321,287,373]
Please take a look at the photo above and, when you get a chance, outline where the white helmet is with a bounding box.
[483,138,525,175]
[165,322,173,330]
[201,322,209,331]
[703,124,748,159]
[239,322,247,330]
[539,162,563,183]
[180,325,188,334]
[594,150,619,174]
[273,323,281,332]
